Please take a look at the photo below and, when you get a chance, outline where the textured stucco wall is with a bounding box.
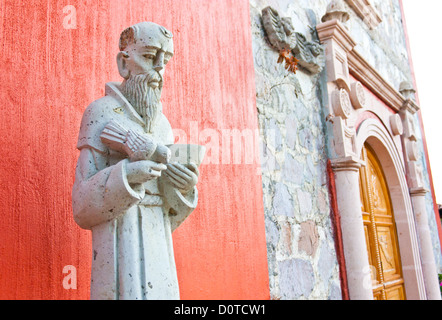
[250,0,442,299]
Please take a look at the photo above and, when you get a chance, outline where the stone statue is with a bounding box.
[72,22,205,300]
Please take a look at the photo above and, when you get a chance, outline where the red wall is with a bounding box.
[0,0,269,299]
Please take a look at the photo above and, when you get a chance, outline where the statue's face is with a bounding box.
[123,26,174,88]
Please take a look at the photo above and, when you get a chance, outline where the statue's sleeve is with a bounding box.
[162,183,198,232]
[72,147,145,230]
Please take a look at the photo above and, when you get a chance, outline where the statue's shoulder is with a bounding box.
[84,95,122,118]
[77,95,121,153]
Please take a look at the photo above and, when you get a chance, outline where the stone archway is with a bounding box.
[355,118,426,299]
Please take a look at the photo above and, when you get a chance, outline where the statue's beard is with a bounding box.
[121,72,163,133]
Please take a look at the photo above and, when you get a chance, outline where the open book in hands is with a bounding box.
[100,120,205,167]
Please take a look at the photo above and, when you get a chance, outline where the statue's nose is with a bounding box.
[154,63,164,72]
[154,52,165,72]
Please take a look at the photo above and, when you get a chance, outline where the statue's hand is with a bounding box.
[162,162,199,195]
[126,160,167,185]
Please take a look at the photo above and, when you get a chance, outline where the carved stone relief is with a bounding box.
[401,111,417,142]
[389,114,403,136]
[332,117,357,158]
[399,83,425,190]
[350,81,366,110]
[332,88,352,119]
[406,140,419,162]
[261,6,325,75]
[344,125,357,157]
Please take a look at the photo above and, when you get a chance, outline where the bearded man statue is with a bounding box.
[72,22,202,300]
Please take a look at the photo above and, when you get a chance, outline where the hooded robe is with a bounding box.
[72,82,197,300]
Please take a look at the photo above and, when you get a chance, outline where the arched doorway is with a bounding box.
[359,143,406,300]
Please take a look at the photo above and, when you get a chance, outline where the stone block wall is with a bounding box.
[250,0,341,300]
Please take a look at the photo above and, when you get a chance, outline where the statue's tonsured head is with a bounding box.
[117,22,174,81]
[119,22,173,51]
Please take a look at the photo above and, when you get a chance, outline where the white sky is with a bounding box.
[402,0,442,204]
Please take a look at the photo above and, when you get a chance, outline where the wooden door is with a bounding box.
[359,144,406,300]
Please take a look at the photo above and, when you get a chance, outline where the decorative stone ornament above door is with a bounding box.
[332,88,352,119]
[261,6,325,75]
[350,81,366,110]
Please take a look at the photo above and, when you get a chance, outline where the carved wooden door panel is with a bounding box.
[359,144,406,300]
